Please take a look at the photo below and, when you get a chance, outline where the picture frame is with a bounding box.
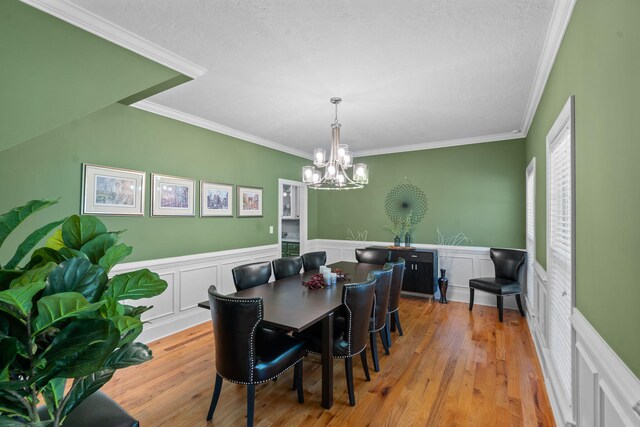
[151,173,195,217]
[237,185,263,217]
[200,181,233,217]
[82,164,145,216]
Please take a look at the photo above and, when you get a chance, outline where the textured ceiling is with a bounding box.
[69,0,554,156]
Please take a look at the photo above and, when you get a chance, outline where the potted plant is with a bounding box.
[0,200,167,426]
[436,227,472,303]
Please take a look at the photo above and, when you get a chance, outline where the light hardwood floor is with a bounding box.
[102,298,554,426]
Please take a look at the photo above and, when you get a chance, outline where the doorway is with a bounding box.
[278,179,308,258]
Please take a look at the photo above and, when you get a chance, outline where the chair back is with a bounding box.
[208,285,261,384]
[368,268,393,331]
[342,277,376,356]
[301,251,327,271]
[232,261,272,291]
[272,256,303,280]
[355,248,390,265]
[384,258,406,312]
[490,248,527,282]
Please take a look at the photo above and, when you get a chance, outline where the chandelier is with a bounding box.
[302,97,368,190]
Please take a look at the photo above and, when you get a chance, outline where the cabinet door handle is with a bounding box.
[411,255,418,258]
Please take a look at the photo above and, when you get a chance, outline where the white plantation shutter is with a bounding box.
[546,98,574,403]
[525,159,536,311]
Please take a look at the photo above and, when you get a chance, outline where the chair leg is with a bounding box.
[469,288,475,311]
[295,360,304,403]
[380,330,390,355]
[386,313,393,347]
[360,350,370,381]
[497,295,504,322]
[247,384,255,427]
[370,332,380,372]
[345,357,355,406]
[393,311,404,336]
[515,294,525,317]
[390,311,396,332]
[207,373,224,421]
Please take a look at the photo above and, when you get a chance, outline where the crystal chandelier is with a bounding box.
[302,97,368,190]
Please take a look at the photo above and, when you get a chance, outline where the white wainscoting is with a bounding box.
[111,244,280,343]
[527,261,640,427]
[305,239,518,309]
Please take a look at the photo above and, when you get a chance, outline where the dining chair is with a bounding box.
[232,261,272,291]
[294,277,376,406]
[355,248,390,265]
[367,267,393,372]
[301,251,327,271]
[272,256,303,280]
[206,286,305,427]
[469,248,527,322]
[384,258,406,345]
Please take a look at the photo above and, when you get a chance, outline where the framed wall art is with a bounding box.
[82,163,145,216]
[201,181,233,217]
[151,173,195,217]
[237,185,263,217]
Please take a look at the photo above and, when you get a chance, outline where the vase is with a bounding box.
[394,236,401,246]
[438,268,449,304]
[404,233,411,247]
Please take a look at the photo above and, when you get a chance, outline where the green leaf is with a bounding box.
[105,269,167,301]
[45,229,65,251]
[105,342,151,369]
[0,200,58,251]
[53,321,119,378]
[4,219,66,270]
[9,263,56,289]
[0,389,29,419]
[98,243,132,273]
[41,377,66,420]
[0,338,19,381]
[24,248,65,270]
[60,369,114,418]
[79,233,118,264]
[0,415,32,426]
[98,297,125,319]
[61,216,107,250]
[122,304,152,319]
[32,293,105,335]
[111,316,143,346]
[0,270,23,291]
[0,282,46,319]
[44,258,107,303]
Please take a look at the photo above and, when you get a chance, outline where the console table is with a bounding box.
[366,246,439,297]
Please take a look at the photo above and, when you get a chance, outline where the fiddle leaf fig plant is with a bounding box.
[0,200,167,426]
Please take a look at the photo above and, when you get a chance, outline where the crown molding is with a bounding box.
[133,101,311,159]
[521,0,577,135]
[352,131,525,158]
[20,0,206,79]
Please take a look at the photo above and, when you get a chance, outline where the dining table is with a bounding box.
[198,261,382,409]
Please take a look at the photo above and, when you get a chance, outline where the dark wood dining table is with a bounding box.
[198,261,382,409]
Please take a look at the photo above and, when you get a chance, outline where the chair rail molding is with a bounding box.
[111,244,280,343]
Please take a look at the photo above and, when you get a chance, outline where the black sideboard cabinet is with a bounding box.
[366,246,439,296]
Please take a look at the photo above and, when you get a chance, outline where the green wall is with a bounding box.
[0,103,308,262]
[0,1,188,152]
[316,139,526,248]
[526,0,640,375]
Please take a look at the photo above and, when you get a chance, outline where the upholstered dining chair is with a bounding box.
[355,248,390,265]
[232,261,272,291]
[367,268,393,371]
[468,248,527,322]
[301,251,327,271]
[272,256,303,280]
[206,286,305,427]
[294,277,376,406]
[384,258,406,346]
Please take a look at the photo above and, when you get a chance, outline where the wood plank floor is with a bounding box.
[102,298,555,426]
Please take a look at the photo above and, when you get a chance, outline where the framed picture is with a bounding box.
[237,185,263,217]
[82,164,145,216]
[200,182,233,217]
[151,173,195,217]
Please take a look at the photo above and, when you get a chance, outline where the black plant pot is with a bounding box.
[438,268,449,304]
[394,236,401,246]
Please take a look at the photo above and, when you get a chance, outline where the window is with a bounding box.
[525,158,536,312]
[546,96,575,404]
